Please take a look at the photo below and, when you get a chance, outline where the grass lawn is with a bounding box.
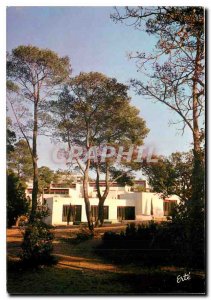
[7,226,205,295]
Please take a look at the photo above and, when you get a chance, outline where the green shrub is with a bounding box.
[125,222,136,237]
[75,227,94,242]
[99,221,204,269]
[102,231,119,241]
[20,210,56,267]
[7,172,29,228]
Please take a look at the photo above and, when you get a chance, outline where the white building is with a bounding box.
[26,182,179,226]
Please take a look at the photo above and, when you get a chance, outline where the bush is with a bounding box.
[7,172,29,228]
[20,210,56,267]
[75,227,94,242]
[125,222,136,237]
[102,231,120,241]
[99,221,203,269]
[17,215,28,227]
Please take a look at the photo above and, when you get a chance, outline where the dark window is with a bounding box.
[91,205,109,221]
[163,200,177,216]
[62,205,82,222]
[62,205,69,222]
[117,206,135,221]
[91,206,98,221]
[75,205,82,222]
[49,189,68,195]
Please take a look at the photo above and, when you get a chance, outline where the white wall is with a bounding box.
[104,197,136,222]
[44,197,53,225]
[45,196,138,225]
[118,192,164,220]
[142,193,164,217]
[44,191,180,226]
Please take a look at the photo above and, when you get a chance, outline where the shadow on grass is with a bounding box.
[7,259,205,295]
[7,229,206,295]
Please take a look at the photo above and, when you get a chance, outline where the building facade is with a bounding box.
[26,181,179,226]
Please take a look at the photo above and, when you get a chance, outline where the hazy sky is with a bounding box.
[7,6,193,171]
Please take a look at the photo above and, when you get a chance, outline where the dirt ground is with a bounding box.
[7,226,206,295]
[7,225,132,273]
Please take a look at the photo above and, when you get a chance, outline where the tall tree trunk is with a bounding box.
[95,164,110,227]
[191,35,204,209]
[83,158,93,231]
[192,36,201,155]
[97,193,109,227]
[187,36,205,267]
[30,100,38,222]
[42,188,44,204]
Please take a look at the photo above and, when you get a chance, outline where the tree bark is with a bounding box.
[192,36,201,155]
[186,35,205,266]
[42,188,44,204]
[190,35,204,212]
[192,35,203,181]
[30,95,39,222]
[95,164,110,227]
[83,158,94,231]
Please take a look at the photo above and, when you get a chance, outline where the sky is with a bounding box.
[6,6,193,171]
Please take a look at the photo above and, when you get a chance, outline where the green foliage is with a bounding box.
[7,172,29,228]
[7,45,70,86]
[53,169,75,186]
[21,210,55,267]
[6,117,16,154]
[6,80,20,93]
[111,6,205,269]
[50,72,149,229]
[7,45,71,220]
[75,227,94,242]
[109,169,135,186]
[100,221,204,269]
[51,72,149,149]
[171,151,205,269]
[111,7,204,127]
[7,139,33,181]
[131,185,146,192]
[102,230,120,241]
[142,150,205,268]
[38,166,54,194]
[142,151,193,200]
[7,45,71,144]
[7,129,16,154]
